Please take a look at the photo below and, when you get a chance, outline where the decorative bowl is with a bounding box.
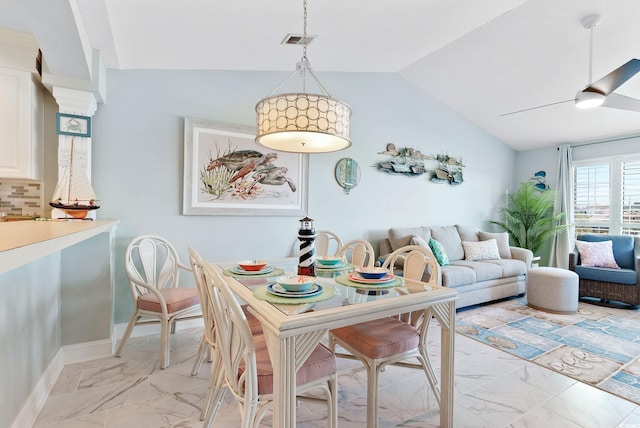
[355,267,389,280]
[238,260,268,271]
[317,256,342,266]
[276,275,316,292]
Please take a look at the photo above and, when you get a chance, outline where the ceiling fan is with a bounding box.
[502,14,640,116]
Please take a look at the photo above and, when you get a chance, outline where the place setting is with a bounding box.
[253,274,336,305]
[335,266,404,289]
[315,256,353,272]
[223,259,285,278]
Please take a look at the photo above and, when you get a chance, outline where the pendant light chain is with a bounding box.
[301,0,308,92]
[302,0,308,61]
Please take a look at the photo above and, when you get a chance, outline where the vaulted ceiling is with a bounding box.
[2,0,640,151]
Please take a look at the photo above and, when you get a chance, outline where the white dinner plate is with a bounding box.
[231,265,273,275]
[267,283,323,297]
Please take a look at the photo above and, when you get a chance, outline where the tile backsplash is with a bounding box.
[0,180,43,216]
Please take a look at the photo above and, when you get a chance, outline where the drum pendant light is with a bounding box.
[255,0,351,153]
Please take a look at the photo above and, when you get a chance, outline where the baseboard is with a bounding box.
[11,349,64,428]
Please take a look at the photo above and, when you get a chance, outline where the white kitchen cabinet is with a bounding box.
[0,66,43,180]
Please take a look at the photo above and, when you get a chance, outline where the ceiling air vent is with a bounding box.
[281,33,316,46]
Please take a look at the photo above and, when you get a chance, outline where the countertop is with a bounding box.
[0,219,119,275]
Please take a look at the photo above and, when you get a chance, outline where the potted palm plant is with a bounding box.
[489,181,570,255]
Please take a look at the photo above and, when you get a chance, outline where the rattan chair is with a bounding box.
[202,260,338,428]
[189,248,263,375]
[316,230,344,257]
[569,234,640,306]
[336,239,375,268]
[329,244,441,427]
[116,235,202,369]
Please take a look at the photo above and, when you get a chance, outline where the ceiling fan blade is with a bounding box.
[587,58,640,95]
[602,93,640,112]
[501,99,574,116]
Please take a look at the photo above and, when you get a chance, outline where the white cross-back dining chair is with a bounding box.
[336,239,375,268]
[115,235,202,369]
[202,260,338,428]
[329,244,441,427]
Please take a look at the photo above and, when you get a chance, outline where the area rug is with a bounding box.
[456,297,640,405]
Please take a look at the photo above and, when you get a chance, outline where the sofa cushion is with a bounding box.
[455,224,479,242]
[450,260,503,282]
[462,239,501,261]
[389,227,430,251]
[483,259,527,277]
[440,264,476,287]
[410,235,429,248]
[575,240,620,269]
[579,234,635,269]
[478,231,511,259]
[431,226,464,261]
[428,238,450,266]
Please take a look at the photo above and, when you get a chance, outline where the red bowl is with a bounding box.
[238,260,267,271]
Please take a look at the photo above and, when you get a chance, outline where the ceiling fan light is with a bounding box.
[575,90,605,109]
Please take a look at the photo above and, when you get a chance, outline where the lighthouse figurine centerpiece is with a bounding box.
[297,216,317,276]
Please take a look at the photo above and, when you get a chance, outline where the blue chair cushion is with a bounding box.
[579,234,635,270]
[574,266,638,285]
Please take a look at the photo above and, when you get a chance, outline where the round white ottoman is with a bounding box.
[527,267,579,314]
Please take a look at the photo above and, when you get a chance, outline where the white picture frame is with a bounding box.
[183,118,309,216]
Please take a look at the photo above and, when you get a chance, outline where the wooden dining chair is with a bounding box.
[329,244,441,427]
[188,247,263,376]
[316,230,344,257]
[202,260,338,428]
[115,235,202,369]
[336,239,375,268]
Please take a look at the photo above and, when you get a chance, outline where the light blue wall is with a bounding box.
[0,254,61,428]
[89,70,517,323]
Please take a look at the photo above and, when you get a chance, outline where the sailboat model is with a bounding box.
[49,138,100,219]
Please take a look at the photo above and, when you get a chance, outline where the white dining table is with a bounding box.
[217,258,458,427]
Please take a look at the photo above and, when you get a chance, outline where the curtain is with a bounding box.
[549,144,572,268]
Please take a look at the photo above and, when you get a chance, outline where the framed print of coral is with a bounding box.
[183,118,308,216]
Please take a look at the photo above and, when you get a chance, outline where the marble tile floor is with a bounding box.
[34,319,640,428]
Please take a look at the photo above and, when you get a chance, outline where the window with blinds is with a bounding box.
[573,163,610,234]
[573,157,640,237]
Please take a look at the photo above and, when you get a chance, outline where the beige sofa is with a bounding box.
[379,225,533,309]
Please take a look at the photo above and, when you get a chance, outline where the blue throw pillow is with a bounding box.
[429,238,450,266]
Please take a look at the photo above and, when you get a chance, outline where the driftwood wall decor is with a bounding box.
[374,143,465,185]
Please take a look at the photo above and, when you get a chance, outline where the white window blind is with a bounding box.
[622,160,640,236]
[573,163,610,234]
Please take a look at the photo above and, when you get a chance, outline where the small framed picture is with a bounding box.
[56,113,92,137]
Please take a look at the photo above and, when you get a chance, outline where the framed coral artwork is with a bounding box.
[182,118,308,216]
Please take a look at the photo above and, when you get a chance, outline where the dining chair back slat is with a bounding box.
[336,239,375,268]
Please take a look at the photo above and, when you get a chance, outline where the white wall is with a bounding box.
[88,70,517,323]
